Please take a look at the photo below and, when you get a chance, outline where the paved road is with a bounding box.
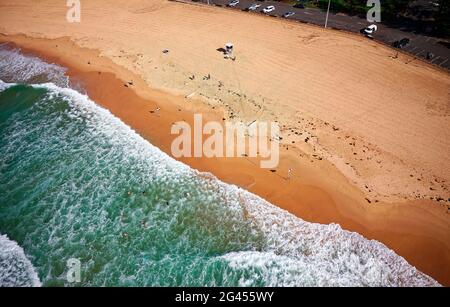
[193,0,450,70]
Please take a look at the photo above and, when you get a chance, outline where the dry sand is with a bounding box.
[0,0,449,285]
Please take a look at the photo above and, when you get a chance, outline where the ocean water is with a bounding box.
[0,45,440,287]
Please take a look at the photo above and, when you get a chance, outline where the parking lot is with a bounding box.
[189,0,450,70]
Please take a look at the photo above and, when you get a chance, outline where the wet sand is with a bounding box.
[1,34,449,285]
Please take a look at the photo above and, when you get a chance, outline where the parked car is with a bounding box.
[392,38,410,49]
[363,24,378,36]
[247,3,261,11]
[227,0,239,7]
[293,2,305,9]
[262,6,275,14]
[283,11,295,18]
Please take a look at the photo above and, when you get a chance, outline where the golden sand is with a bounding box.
[0,0,449,284]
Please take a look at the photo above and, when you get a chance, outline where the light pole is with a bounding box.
[324,0,331,28]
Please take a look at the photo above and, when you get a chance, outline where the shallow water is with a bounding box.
[0,46,439,287]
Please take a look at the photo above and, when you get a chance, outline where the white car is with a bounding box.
[248,3,261,11]
[363,24,378,36]
[227,0,239,7]
[262,6,275,14]
[283,11,295,18]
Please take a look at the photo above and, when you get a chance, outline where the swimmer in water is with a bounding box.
[141,220,147,228]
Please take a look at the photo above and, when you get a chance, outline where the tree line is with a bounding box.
[312,0,449,37]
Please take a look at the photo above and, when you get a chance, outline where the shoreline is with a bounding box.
[2,34,449,285]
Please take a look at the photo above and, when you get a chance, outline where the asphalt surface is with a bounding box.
[192,0,450,70]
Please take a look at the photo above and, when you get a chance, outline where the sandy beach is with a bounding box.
[0,0,449,285]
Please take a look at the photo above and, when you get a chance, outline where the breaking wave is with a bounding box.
[0,47,440,287]
[0,234,41,287]
[0,44,68,87]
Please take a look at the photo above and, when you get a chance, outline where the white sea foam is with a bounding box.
[0,79,15,91]
[218,195,438,287]
[0,45,68,87]
[0,46,439,287]
[0,234,41,287]
[29,82,440,287]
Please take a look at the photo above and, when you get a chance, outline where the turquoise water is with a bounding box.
[0,46,439,287]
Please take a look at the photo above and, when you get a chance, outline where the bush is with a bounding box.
[316,0,368,16]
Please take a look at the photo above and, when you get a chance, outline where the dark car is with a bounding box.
[392,38,410,49]
[293,2,305,9]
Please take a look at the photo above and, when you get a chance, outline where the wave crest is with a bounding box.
[0,44,68,87]
[34,83,439,287]
[0,234,41,287]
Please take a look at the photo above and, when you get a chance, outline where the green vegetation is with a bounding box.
[434,0,450,37]
[313,0,412,17]
[296,0,450,38]
[316,0,368,15]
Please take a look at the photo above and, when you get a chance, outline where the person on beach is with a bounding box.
[287,168,293,181]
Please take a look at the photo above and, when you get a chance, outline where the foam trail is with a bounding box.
[0,80,13,91]
[29,83,439,287]
[0,44,68,87]
[0,234,41,287]
[0,48,441,287]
